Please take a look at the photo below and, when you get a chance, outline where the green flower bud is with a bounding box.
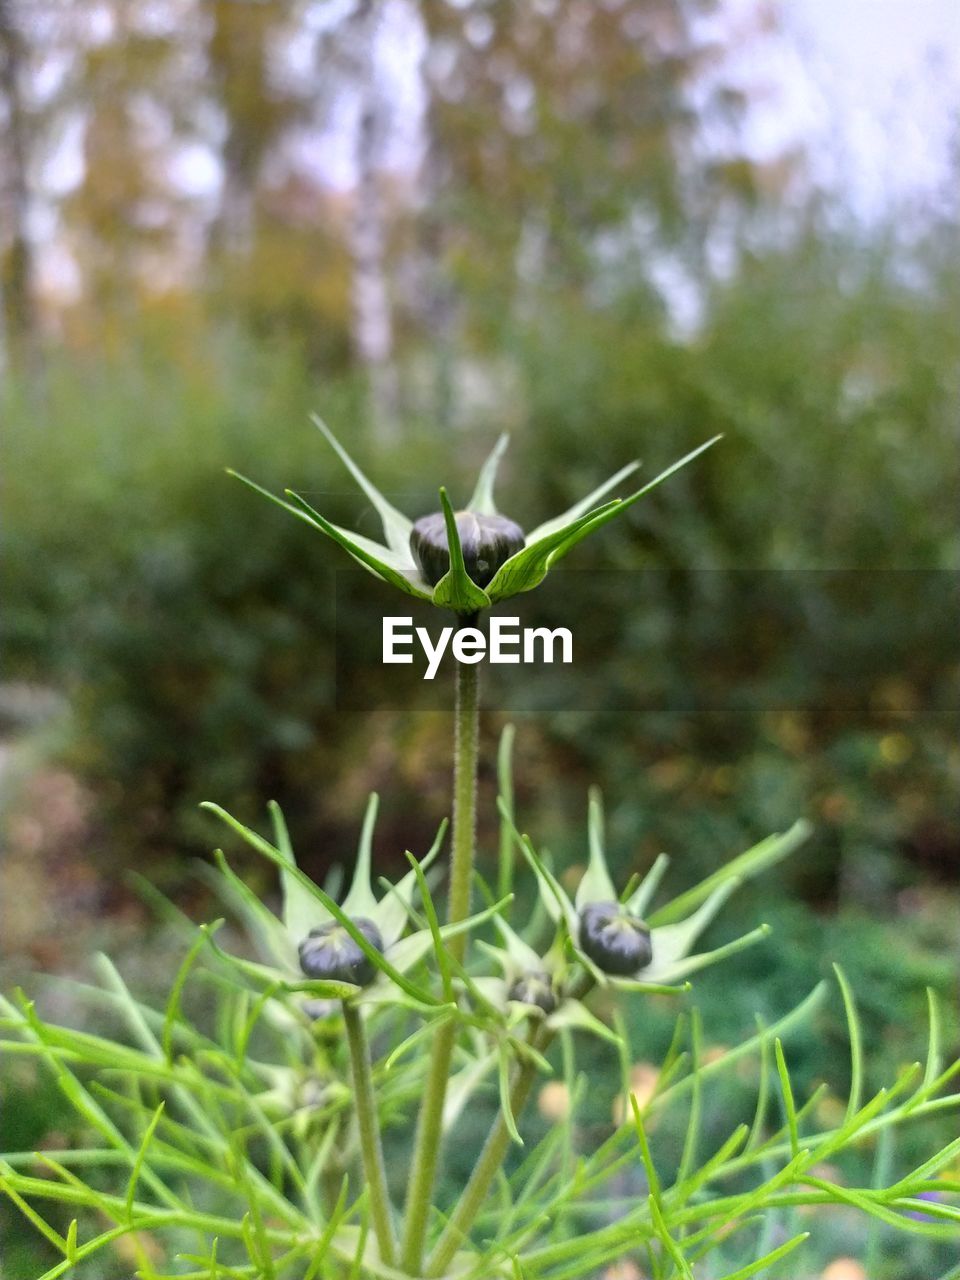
[298,917,384,987]
[410,510,525,589]
[507,971,558,1015]
[578,902,653,976]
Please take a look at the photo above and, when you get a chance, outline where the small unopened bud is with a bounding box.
[298,917,384,987]
[507,971,558,1015]
[410,510,525,589]
[578,902,652,976]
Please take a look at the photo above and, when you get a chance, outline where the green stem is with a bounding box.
[448,652,481,964]
[342,1001,396,1267]
[426,1034,544,1277]
[400,652,481,1274]
[426,975,593,1276]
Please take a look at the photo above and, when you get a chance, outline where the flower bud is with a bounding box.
[298,917,384,988]
[578,902,653,976]
[507,971,558,1015]
[410,510,525,589]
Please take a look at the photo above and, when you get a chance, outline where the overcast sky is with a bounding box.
[779,0,959,213]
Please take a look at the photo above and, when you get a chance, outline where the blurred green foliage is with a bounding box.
[4,223,955,905]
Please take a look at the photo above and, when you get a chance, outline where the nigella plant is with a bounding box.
[230,416,721,613]
[2,428,959,1280]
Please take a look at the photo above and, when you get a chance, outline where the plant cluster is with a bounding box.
[2,430,958,1280]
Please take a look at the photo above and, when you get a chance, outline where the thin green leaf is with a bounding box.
[654,983,828,1113]
[677,1008,703,1188]
[833,963,863,1123]
[649,1194,694,1280]
[65,1218,78,1263]
[886,1133,960,1198]
[125,1102,165,1220]
[499,1048,523,1146]
[923,986,943,1089]
[502,805,576,933]
[747,1017,772,1151]
[628,1094,661,1200]
[374,817,448,945]
[404,850,453,1001]
[163,927,219,1063]
[497,724,517,902]
[0,1175,69,1253]
[715,1231,810,1280]
[774,1038,799,1158]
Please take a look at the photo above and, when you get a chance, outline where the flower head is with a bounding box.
[473,914,621,1046]
[201,794,455,1011]
[507,786,811,991]
[230,417,719,615]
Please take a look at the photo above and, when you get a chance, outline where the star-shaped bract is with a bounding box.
[506,787,811,991]
[474,914,622,1046]
[230,416,720,615]
[201,793,491,1011]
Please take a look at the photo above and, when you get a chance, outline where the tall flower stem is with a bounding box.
[426,1031,545,1277]
[400,649,481,1273]
[342,1000,396,1267]
[426,975,592,1276]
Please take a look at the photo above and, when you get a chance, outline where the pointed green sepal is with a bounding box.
[485,500,621,603]
[311,414,412,556]
[626,852,671,918]
[547,998,622,1046]
[650,820,811,926]
[285,491,433,602]
[575,786,617,909]
[545,437,723,572]
[642,923,772,987]
[341,793,380,922]
[267,800,319,947]
[431,487,492,614]
[467,433,510,516]
[524,459,641,545]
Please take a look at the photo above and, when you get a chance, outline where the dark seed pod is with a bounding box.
[298,917,384,988]
[578,902,653,976]
[410,510,525,589]
[507,971,558,1015]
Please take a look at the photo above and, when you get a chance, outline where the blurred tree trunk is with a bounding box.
[347,0,398,440]
[206,0,285,260]
[0,0,39,377]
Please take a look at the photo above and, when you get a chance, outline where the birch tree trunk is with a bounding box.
[347,0,398,440]
[0,0,39,378]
